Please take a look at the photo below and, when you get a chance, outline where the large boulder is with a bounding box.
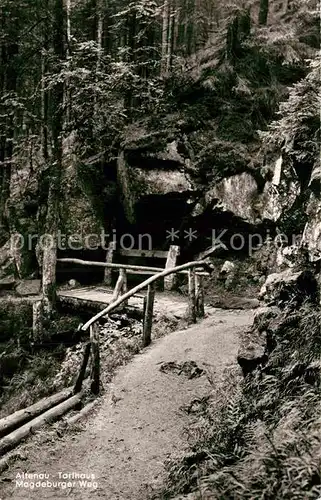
[204,172,259,225]
[259,269,318,305]
[117,135,194,224]
[253,306,281,332]
[237,329,268,376]
[15,279,41,297]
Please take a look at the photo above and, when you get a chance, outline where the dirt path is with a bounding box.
[0,309,254,500]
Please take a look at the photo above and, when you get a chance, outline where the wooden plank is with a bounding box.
[104,241,116,285]
[90,324,100,395]
[142,283,156,347]
[188,268,197,323]
[74,343,91,394]
[57,295,141,315]
[164,245,180,291]
[119,249,168,259]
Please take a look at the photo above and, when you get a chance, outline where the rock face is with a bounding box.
[0,240,14,279]
[205,172,259,224]
[276,245,298,269]
[60,143,105,248]
[117,133,195,224]
[259,155,301,223]
[12,131,105,248]
[0,234,25,280]
[117,151,193,224]
[302,192,321,262]
[309,164,321,193]
[259,269,318,305]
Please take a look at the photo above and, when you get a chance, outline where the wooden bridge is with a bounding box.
[57,245,211,394]
[0,248,212,459]
[58,286,190,319]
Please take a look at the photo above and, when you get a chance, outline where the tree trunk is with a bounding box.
[94,0,104,146]
[186,0,195,55]
[41,0,49,162]
[168,0,176,71]
[161,0,170,75]
[41,0,65,317]
[0,5,18,231]
[124,10,136,115]
[259,0,269,25]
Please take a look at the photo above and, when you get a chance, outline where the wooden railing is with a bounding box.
[57,259,211,395]
[0,259,211,455]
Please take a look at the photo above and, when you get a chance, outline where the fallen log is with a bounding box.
[0,392,83,456]
[0,387,73,439]
[67,400,100,426]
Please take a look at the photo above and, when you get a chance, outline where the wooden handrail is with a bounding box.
[57,258,209,275]
[81,260,211,332]
[58,258,164,272]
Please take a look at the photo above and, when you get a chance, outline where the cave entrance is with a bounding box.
[122,193,194,251]
[56,248,107,285]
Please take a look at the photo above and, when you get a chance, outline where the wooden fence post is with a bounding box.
[142,282,156,347]
[90,324,100,395]
[188,268,197,323]
[74,342,91,394]
[121,269,128,306]
[32,300,43,344]
[164,245,180,291]
[195,274,205,318]
[104,241,116,286]
[112,269,125,302]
